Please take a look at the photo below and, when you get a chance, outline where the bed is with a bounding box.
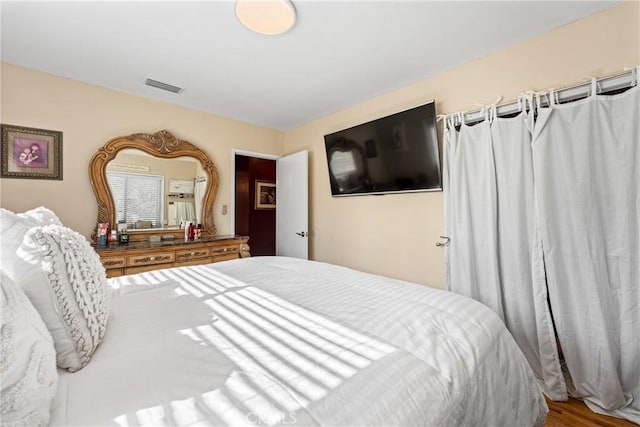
[48,256,547,426]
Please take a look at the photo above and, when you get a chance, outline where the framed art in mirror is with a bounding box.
[1,124,63,180]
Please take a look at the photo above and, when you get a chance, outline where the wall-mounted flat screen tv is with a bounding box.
[324,101,441,196]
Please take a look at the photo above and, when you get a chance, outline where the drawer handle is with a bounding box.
[214,247,237,254]
[134,255,171,264]
[103,260,122,267]
[177,251,207,259]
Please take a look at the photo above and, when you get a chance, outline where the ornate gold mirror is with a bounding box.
[89,130,219,242]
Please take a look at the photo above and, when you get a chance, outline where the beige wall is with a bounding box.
[283,2,640,288]
[0,64,285,237]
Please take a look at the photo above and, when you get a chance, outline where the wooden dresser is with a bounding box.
[95,235,250,278]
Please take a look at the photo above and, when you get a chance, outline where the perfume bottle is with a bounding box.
[97,223,109,247]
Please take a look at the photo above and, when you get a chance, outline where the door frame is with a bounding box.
[230,148,280,235]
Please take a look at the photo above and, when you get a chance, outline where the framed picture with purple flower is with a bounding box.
[1,124,63,180]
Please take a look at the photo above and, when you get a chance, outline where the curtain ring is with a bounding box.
[436,236,450,247]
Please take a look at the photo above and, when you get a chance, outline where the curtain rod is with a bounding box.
[450,67,638,126]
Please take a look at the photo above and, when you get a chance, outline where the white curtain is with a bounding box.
[174,202,196,226]
[444,105,567,399]
[445,116,503,318]
[194,178,207,225]
[532,80,640,422]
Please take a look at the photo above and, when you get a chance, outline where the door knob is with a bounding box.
[295,231,307,237]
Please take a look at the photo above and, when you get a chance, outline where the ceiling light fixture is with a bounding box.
[235,0,296,35]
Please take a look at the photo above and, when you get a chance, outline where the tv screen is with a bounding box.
[324,101,441,196]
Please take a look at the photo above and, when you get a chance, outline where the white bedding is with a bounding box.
[50,257,547,426]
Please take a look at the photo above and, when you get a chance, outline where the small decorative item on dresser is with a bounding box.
[97,223,109,247]
[118,229,129,245]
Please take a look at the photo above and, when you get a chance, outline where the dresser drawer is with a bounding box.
[210,246,239,256]
[175,248,210,262]
[211,253,238,263]
[105,269,124,278]
[127,252,175,267]
[101,256,126,270]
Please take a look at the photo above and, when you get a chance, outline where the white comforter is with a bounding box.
[50,257,547,426]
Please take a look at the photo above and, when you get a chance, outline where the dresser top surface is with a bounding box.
[94,234,248,253]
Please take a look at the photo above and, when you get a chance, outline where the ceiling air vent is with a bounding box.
[145,78,183,94]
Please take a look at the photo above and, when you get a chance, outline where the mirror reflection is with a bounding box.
[327,138,370,193]
[105,149,207,230]
[330,151,365,192]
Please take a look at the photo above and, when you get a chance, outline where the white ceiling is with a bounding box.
[1,1,618,130]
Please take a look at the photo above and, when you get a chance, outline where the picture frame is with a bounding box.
[1,124,63,180]
[255,180,276,209]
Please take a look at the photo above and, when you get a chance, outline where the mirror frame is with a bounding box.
[89,130,219,242]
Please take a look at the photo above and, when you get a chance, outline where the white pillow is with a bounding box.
[19,207,63,226]
[12,224,110,371]
[0,207,63,231]
[1,271,58,427]
[0,207,63,279]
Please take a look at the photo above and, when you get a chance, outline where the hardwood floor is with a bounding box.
[545,397,638,427]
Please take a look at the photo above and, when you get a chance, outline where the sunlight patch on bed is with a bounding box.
[205,297,342,389]
[113,277,399,426]
[108,266,250,296]
[114,403,165,426]
[226,290,372,369]
[221,292,357,378]
[169,267,251,295]
[114,386,254,427]
[244,287,396,359]
[192,323,310,413]
[198,321,326,401]
[201,388,254,427]
[169,397,204,425]
[226,371,285,425]
[176,267,247,294]
[169,285,398,423]
[108,270,180,291]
